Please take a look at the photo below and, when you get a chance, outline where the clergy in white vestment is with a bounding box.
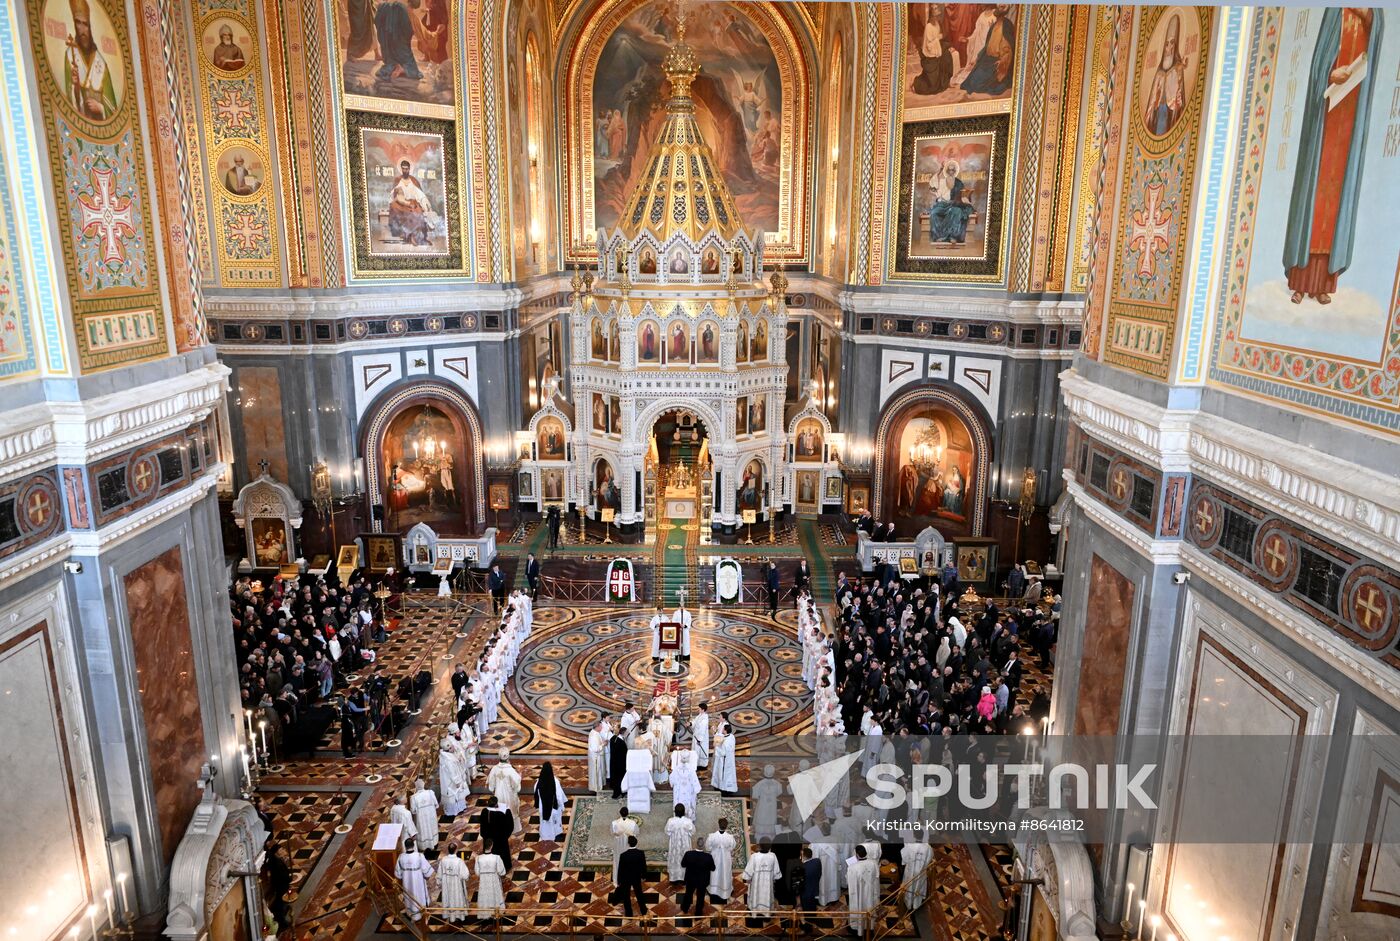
[437,574,453,598]
[665,804,696,882]
[437,843,471,922]
[474,844,507,919]
[460,722,479,779]
[751,765,782,841]
[809,831,842,905]
[742,839,782,913]
[610,808,640,882]
[861,720,884,776]
[439,734,468,817]
[394,838,434,921]
[623,747,657,813]
[533,762,567,843]
[669,745,701,817]
[710,724,737,794]
[587,721,612,795]
[705,819,737,900]
[389,794,418,841]
[486,750,523,833]
[846,845,880,933]
[410,779,440,850]
[690,703,710,768]
[651,694,677,751]
[647,717,671,783]
[619,704,642,746]
[900,838,933,909]
[648,607,665,660]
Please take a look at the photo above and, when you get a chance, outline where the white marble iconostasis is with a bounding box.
[0,585,115,939]
[1153,593,1338,941]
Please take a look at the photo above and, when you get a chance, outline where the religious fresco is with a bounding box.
[381,404,469,533]
[194,1,281,287]
[251,517,288,567]
[637,319,660,363]
[345,110,463,274]
[737,458,764,510]
[592,392,608,432]
[887,409,976,536]
[565,0,810,262]
[748,393,767,434]
[1102,6,1213,379]
[697,320,720,364]
[25,0,168,371]
[594,458,621,510]
[536,416,566,460]
[542,468,565,503]
[793,417,823,461]
[0,144,37,380]
[892,112,1009,281]
[1212,7,1400,431]
[335,0,454,117]
[902,4,1018,120]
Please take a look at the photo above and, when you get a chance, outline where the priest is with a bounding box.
[691,701,711,769]
[409,779,440,851]
[588,719,612,795]
[741,838,782,914]
[710,722,737,795]
[486,750,523,834]
[705,817,737,902]
[672,603,693,660]
[846,845,880,933]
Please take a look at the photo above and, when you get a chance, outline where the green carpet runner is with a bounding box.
[796,518,835,602]
[654,517,699,608]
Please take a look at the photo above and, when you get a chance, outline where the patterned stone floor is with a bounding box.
[258,600,1033,940]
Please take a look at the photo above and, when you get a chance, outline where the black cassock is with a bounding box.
[608,735,629,798]
[476,806,515,868]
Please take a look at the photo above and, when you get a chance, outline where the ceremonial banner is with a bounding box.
[605,558,636,603]
[715,558,742,605]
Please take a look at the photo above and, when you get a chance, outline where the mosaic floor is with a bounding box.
[256,600,1027,940]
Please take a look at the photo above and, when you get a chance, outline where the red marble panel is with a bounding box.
[1073,554,1135,737]
[237,366,289,482]
[125,546,205,864]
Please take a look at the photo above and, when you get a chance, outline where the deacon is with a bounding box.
[665,803,696,882]
[741,838,782,914]
[846,845,880,934]
[691,701,710,769]
[710,722,737,795]
[588,719,612,795]
[486,750,523,833]
[437,842,471,923]
[900,836,934,909]
[394,837,433,922]
[389,793,418,842]
[409,779,440,851]
[705,817,737,902]
[611,807,639,882]
[474,840,508,920]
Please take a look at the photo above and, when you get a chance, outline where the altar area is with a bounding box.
[662,459,698,519]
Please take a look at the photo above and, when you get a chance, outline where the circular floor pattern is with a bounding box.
[497,605,813,753]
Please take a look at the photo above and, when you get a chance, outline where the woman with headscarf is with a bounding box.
[534,761,567,843]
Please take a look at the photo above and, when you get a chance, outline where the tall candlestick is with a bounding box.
[1137,900,1147,936]
[1124,883,1135,929]
[103,889,113,928]
[259,720,268,758]
[248,731,258,766]
[87,904,97,939]
[1150,914,1161,941]
[118,874,131,924]
[241,746,251,785]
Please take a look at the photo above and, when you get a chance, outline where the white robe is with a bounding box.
[611,816,639,882]
[439,742,469,817]
[487,763,523,833]
[648,613,664,657]
[813,841,842,905]
[619,710,641,747]
[648,722,670,783]
[588,728,611,794]
[710,732,737,792]
[900,841,933,909]
[706,830,737,899]
[390,803,418,841]
[410,788,440,850]
[670,749,701,817]
[742,851,782,912]
[394,850,433,920]
[535,778,567,842]
[665,815,696,882]
[437,853,471,921]
[691,712,710,767]
[846,858,880,931]
[671,608,693,655]
[751,776,783,840]
[474,853,507,917]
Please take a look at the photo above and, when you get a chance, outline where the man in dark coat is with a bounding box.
[488,563,507,614]
[680,836,716,917]
[476,795,515,869]
[615,836,649,916]
[608,724,630,799]
[525,553,541,600]
[766,562,781,616]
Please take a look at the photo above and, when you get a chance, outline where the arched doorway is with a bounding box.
[361,383,484,536]
[875,387,992,537]
[651,408,708,468]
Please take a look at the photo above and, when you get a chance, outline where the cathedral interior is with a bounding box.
[1,1,1398,940]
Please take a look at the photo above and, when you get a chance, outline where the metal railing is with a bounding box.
[365,848,940,940]
[538,576,650,605]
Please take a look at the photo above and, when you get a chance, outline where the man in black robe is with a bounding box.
[608,723,630,799]
[476,796,515,869]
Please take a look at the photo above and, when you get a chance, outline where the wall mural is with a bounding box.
[194,2,282,287]
[383,403,470,534]
[566,0,810,262]
[0,139,37,380]
[1102,5,1213,379]
[903,4,1018,120]
[594,458,621,510]
[886,407,977,537]
[345,110,463,274]
[335,0,454,117]
[1212,7,1400,432]
[25,0,168,371]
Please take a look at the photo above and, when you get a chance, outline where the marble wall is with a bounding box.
[124,547,206,864]
[1073,554,1135,737]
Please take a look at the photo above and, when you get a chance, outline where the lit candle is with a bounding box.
[1151,914,1161,941]
[241,746,251,784]
[118,874,131,923]
[103,888,113,928]
[259,720,268,758]
[1124,884,1135,927]
[1137,900,1147,936]
[248,730,257,766]
[87,904,97,938]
